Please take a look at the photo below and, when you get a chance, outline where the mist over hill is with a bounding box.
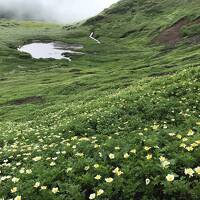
[0,0,119,23]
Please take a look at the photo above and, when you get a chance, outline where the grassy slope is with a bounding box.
[0,0,200,199]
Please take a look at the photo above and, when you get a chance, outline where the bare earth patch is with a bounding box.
[154,17,200,46]
[8,96,44,105]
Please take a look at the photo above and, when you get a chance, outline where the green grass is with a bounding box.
[0,0,200,199]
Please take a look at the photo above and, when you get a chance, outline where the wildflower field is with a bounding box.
[0,0,200,199]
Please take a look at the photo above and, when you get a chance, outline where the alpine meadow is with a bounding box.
[0,0,200,199]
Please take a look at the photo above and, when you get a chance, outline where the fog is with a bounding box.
[0,0,119,24]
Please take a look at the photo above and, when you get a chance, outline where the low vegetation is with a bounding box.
[0,0,200,199]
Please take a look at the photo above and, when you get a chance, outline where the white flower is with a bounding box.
[109,153,115,159]
[130,149,136,154]
[14,196,21,200]
[146,154,152,160]
[94,164,99,169]
[159,156,166,162]
[112,167,123,176]
[32,156,42,161]
[26,169,32,174]
[16,162,21,166]
[144,146,151,151]
[12,177,20,183]
[89,193,96,199]
[145,178,150,185]
[94,175,101,180]
[84,166,90,171]
[11,187,17,193]
[187,129,194,136]
[161,160,170,168]
[19,168,25,174]
[195,166,200,175]
[66,168,72,173]
[184,168,194,177]
[124,153,130,159]
[52,187,59,194]
[41,186,47,190]
[97,189,104,196]
[34,182,40,188]
[105,177,113,183]
[169,133,175,136]
[166,174,175,182]
[50,162,56,166]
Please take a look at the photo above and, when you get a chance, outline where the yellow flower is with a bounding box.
[195,140,200,145]
[14,196,21,200]
[115,146,120,150]
[166,174,175,182]
[130,149,136,154]
[105,177,113,183]
[186,146,194,152]
[11,187,17,193]
[94,164,99,169]
[109,153,115,159]
[34,182,40,188]
[180,143,186,148]
[146,154,152,160]
[187,129,194,136]
[191,143,198,148]
[176,134,182,139]
[52,187,59,194]
[124,153,130,159]
[112,167,123,176]
[182,138,188,142]
[194,167,200,175]
[89,193,96,199]
[184,168,194,177]
[159,156,166,162]
[94,175,101,180]
[161,160,170,168]
[144,146,151,151]
[196,122,200,126]
[97,189,104,196]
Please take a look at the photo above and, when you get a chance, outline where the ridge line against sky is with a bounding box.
[0,0,120,23]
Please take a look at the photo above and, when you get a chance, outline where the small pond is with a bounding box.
[18,42,84,60]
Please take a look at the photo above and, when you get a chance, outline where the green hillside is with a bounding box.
[0,0,200,199]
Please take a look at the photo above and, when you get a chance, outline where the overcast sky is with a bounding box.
[0,0,120,23]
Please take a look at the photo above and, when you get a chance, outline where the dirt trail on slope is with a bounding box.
[154,17,200,46]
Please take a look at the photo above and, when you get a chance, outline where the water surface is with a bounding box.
[18,42,83,60]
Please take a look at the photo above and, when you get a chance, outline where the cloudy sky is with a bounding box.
[0,0,119,23]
